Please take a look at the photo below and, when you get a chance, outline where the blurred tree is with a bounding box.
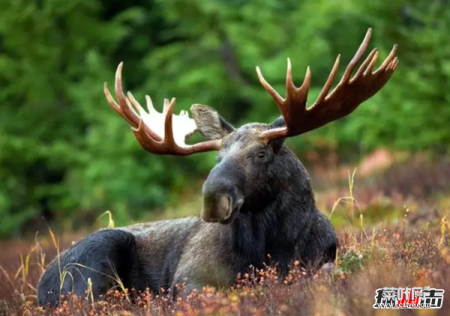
[0,0,449,238]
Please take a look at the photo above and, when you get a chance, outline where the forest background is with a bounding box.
[1,0,449,239]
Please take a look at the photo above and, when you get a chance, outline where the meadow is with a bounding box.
[1,151,449,316]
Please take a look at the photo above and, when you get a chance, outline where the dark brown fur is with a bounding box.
[37,106,337,306]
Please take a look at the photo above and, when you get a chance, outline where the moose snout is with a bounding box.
[201,193,244,224]
[201,187,244,224]
[201,194,232,222]
[201,159,245,224]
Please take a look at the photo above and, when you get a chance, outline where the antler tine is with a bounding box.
[325,28,375,102]
[163,98,172,114]
[374,44,398,74]
[255,67,285,111]
[340,28,372,83]
[351,48,377,82]
[145,95,156,114]
[103,83,121,115]
[115,63,141,127]
[163,98,177,149]
[127,91,145,115]
[260,27,399,143]
[285,59,312,128]
[104,62,222,156]
[315,54,341,104]
[126,91,162,141]
[256,58,312,133]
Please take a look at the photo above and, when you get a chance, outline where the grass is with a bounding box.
[1,164,450,315]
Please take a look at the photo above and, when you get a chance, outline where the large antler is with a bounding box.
[256,28,399,142]
[103,63,221,155]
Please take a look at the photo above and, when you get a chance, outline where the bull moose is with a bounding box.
[37,28,398,306]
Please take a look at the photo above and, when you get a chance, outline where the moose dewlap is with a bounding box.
[37,28,398,306]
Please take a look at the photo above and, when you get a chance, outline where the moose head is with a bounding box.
[104,28,398,225]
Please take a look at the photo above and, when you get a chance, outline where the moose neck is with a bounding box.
[230,147,316,274]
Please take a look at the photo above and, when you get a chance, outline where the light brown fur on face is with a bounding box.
[218,123,273,157]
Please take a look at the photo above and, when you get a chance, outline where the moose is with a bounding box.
[37,28,398,306]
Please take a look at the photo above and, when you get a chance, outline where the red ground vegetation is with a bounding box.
[1,152,450,315]
[1,219,450,315]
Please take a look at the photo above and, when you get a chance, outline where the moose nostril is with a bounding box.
[201,194,233,222]
[218,195,232,219]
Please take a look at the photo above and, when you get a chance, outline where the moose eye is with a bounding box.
[257,151,266,159]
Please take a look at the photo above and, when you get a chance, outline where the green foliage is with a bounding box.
[336,250,367,275]
[0,0,449,237]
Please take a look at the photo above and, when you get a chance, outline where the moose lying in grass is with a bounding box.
[37,28,398,306]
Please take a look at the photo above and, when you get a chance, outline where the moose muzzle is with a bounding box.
[201,192,244,224]
[201,161,245,224]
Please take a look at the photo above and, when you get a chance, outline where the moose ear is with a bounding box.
[190,105,235,140]
[269,116,285,129]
